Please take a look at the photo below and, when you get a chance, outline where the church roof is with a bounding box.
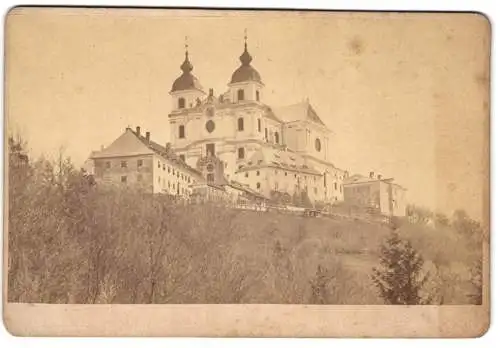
[171,51,205,93]
[236,145,322,175]
[229,42,263,84]
[273,101,326,127]
[171,73,204,93]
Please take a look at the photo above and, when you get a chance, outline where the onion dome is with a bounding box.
[230,36,262,84]
[171,49,204,93]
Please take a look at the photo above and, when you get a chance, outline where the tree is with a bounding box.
[468,259,483,305]
[372,232,430,305]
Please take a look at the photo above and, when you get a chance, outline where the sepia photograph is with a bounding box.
[3,7,490,337]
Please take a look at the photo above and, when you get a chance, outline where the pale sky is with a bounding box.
[5,8,490,221]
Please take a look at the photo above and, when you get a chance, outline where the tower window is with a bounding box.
[178,97,186,109]
[238,147,245,159]
[207,173,214,183]
[275,132,280,144]
[315,138,322,152]
[179,125,185,139]
[238,117,244,131]
[205,120,215,133]
[206,143,215,157]
[258,119,261,132]
[256,90,260,101]
[237,89,244,101]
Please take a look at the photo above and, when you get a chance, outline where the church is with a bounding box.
[168,35,347,205]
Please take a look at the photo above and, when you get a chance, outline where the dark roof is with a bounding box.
[132,130,203,178]
[171,51,204,93]
[229,44,263,84]
[171,73,204,93]
[230,65,262,84]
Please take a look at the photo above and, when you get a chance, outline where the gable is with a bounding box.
[91,130,154,159]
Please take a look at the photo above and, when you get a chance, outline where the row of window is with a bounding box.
[178,118,279,142]
[156,160,191,183]
[176,89,260,110]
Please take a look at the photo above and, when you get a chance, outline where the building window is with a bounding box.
[168,181,170,188]
[158,176,161,183]
[121,160,127,168]
[121,175,127,183]
[315,138,321,152]
[137,159,143,168]
[237,117,244,131]
[256,171,260,176]
[294,174,297,178]
[245,172,249,178]
[188,177,191,183]
[158,161,161,169]
[238,147,245,159]
[179,154,185,162]
[334,182,338,190]
[274,182,278,190]
[178,97,185,109]
[314,187,318,194]
[106,161,111,169]
[206,143,215,157]
[340,185,343,193]
[207,173,214,183]
[168,167,171,174]
[206,120,215,133]
[284,172,288,176]
[256,90,260,101]
[163,164,166,171]
[172,169,175,175]
[275,132,279,144]
[256,182,261,189]
[179,125,185,139]
[257,119,261,132]
[237,89,244,101]
[137,174,142,182]
[265,128,268,141]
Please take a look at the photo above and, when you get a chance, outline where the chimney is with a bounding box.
[145,131,150,142]
[369,171,374,179]
[377,174,382,180]
[136,126,141,135]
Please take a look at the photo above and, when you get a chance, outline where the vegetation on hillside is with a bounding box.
[7,135,485,304]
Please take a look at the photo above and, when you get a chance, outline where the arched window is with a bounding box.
[237,89,244,101]
[237,117,244,131]
[275,131,280,144]
[256,90,260,101]
[238,147,245,159]
[179,125,185,139]
[256,182,261,189]
[178,97,186,109]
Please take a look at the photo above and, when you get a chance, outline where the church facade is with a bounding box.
[168,38,347,205]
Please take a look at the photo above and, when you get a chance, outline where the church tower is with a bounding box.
[228,30,264,103]
[170,38,206,111]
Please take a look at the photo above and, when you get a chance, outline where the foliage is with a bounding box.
[372,232,430,305]
[7,135,484,305]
